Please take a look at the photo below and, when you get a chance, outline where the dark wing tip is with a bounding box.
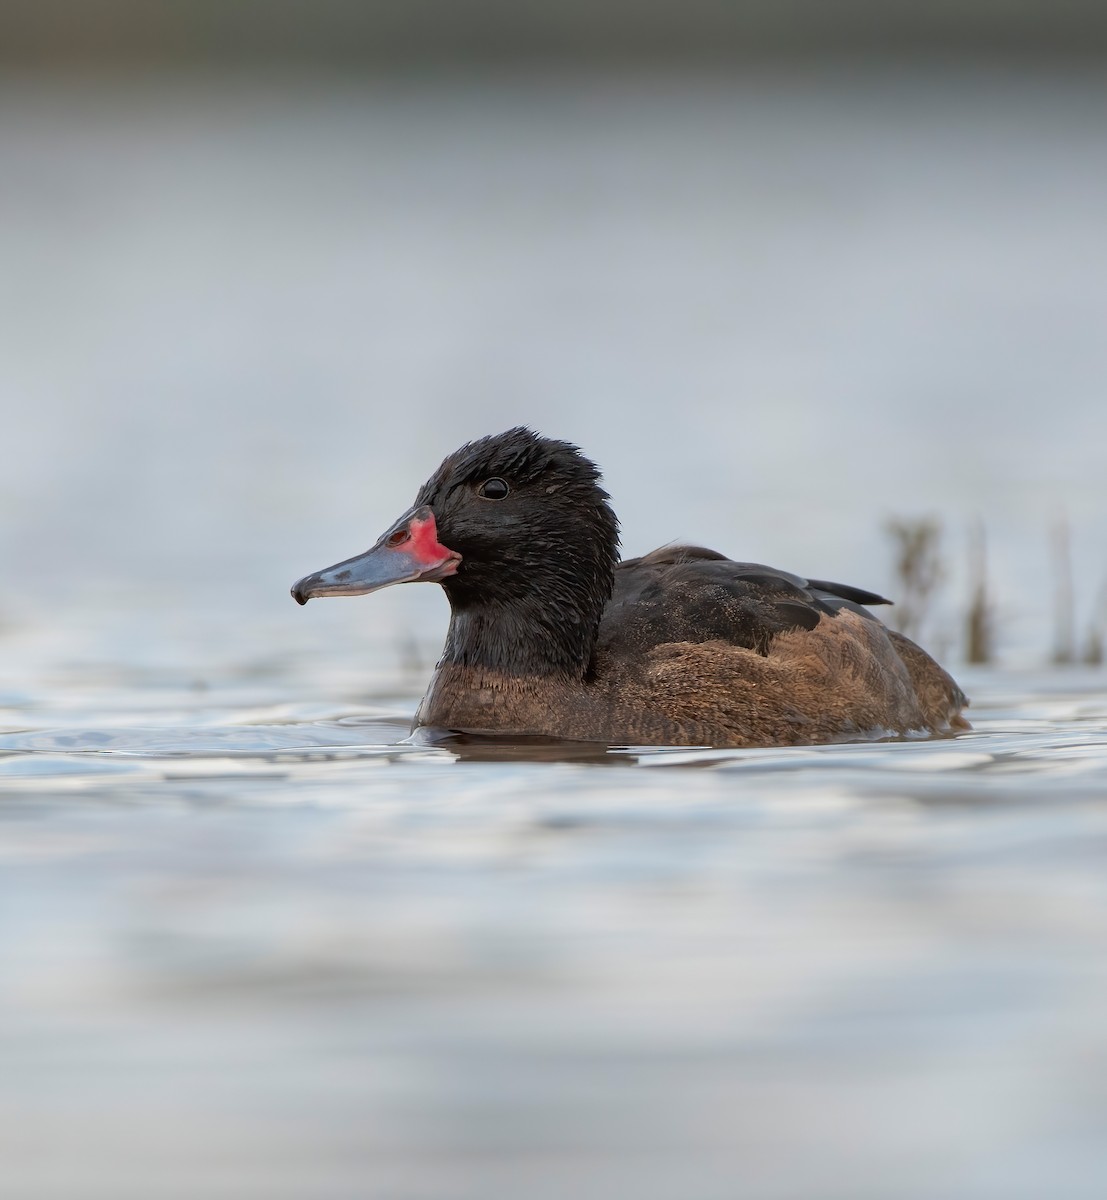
[806,579,893,607]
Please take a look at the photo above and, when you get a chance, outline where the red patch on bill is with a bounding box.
[408,511,457,566]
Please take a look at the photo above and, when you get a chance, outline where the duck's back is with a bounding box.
[590,545,967,746]
[600,545,891,657]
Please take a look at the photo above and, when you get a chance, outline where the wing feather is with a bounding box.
[600,544,890,659]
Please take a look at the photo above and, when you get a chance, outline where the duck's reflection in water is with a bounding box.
[412,726,637,765]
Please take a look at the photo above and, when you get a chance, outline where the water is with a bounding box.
[4,620,1107,1198]
[3,67,1107,1196]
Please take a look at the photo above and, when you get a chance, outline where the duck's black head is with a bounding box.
[292,428,620,677]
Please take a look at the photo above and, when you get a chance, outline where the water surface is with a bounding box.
[4,630,1107,1198]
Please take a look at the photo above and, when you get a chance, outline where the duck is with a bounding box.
[292,427,968,747]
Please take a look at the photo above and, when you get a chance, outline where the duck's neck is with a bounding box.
[440,573,611,680]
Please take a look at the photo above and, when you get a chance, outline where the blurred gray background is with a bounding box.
[5,1,1107,63]
[2,1,1106,672]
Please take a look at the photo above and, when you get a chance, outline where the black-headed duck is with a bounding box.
[292,428,968,747]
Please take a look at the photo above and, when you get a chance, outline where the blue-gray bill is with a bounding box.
[291,504,460,604]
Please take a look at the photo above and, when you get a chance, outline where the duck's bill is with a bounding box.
[291,505,460,605]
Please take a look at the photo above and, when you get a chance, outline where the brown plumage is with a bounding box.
[292,428,969,747]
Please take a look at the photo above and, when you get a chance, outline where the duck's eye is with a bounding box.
[478,478,510,500]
